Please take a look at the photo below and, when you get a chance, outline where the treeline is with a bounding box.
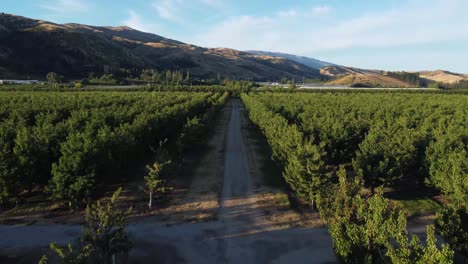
[0,80,258,97]
[58,67,257,87]
[78,69,190,86]
[242,92,467,262]
[386,71,421,86]
[436,80,468,90]
[0,91,228,209]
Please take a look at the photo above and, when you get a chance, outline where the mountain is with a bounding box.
[0,13,321,81]
[246,50,335,70]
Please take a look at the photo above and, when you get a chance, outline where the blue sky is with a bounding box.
[3,0,468,72]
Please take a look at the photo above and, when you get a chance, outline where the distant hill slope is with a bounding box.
[322,66,415,87]
[326,73,413,88]
[0,13,321,80]
[322,66,468,87]
[419,70,468,84]
[245,50,335,70]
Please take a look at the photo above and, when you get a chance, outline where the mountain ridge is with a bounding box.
[245,50,336,70]
[0,13,321,81]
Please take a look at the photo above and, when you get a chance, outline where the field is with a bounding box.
[0,88,466,263]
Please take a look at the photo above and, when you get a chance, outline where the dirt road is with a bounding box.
[0,99,337,263]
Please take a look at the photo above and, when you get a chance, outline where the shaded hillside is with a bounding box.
[246,50,335,69]
[0,13,321,80]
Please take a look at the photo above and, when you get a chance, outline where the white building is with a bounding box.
[0,80,43,85]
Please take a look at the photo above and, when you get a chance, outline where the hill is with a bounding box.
[323,66,468,87]
[246,50,335,70]
[419,70,468,84]
[0,13,321,80]
[322,66,415,87]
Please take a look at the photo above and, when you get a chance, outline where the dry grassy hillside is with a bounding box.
[419,70,468,84]
[322,66,414,87]
[327,74,413,87]
[0,13,321,80]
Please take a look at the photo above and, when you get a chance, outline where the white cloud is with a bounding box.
[192,0,468,55]
[152,0,183,22]
[312,5,331,16]
[122,11,164,33]
[277,9,298,18]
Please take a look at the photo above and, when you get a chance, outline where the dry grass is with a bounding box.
[327,73,413,87]
[420,70,468,84]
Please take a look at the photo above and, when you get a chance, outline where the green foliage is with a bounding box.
[177,117,203,152]
[47,72,61,84]
[82,187,132,262]
[319,170,452,263]
[435,205,468,256]
[48,188,132,264]
[248,92,466,191]
[0,91,227,208]
[241,92,465,263]
[222,80,257,96]
[387,225,454,264]
[137,69,187,86]
[144,161,170,193]
[49,243,88,264]
[143,161,172,210]
[38,255,48,264]
[288,82,297,90]
[241,93,328,207]
[393,198,442,218]
[322,175,404,263]
[428,82,443,89]
[88,74,118,85]
[353,122,425,190]
[386,71,421,86]
[425,125,467,207]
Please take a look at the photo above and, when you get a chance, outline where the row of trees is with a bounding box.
[242,91,467,262]
[138,69,189,85]
[255,92,466,190]
[386,71,421,86]
[254,92,467,257]
[0,91,228,209]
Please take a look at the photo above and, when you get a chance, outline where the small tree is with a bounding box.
[387,225,454,263]
[142,161,172,210]
[46,72,61,86]
[46,188,132,264]
[82,187,132,263]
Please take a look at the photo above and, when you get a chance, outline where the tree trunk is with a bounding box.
[148,191,153,210]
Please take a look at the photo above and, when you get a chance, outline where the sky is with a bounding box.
[2,0,468,72]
